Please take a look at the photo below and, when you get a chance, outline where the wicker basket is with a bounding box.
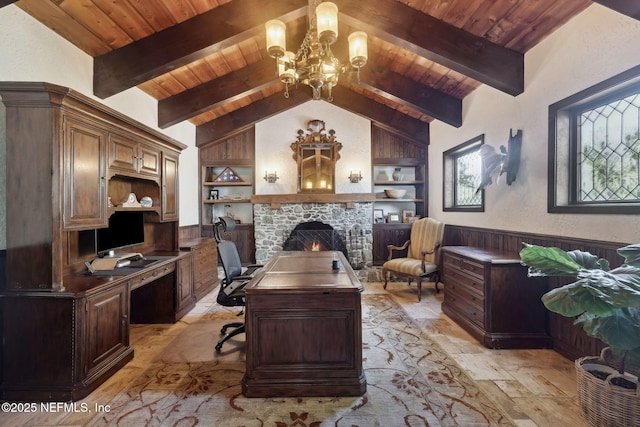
[576,353,640,427]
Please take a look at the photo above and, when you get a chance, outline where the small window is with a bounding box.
[443,134,484,212]
[549,64,640,214]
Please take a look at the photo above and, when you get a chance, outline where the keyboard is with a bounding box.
[127,258,160,268]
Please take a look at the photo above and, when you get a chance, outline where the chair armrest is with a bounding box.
[221,279,248,298]
[387,240,410,261]
[420,242,442,270]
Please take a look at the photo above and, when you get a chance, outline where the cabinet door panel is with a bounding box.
[85,284,129,377]
[107,134,137,174]
[139,144,161,177]
[63,115,107,230]
[176,256,195,315]
[162,152,179,221]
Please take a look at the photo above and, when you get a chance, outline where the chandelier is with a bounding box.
[265,1,368,101]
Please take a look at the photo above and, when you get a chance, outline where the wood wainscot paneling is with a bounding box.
[442,224,626,361]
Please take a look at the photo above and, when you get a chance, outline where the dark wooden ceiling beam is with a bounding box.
[93,0,307,99]
[158,25,308,129]
[335,0,524,96]
[196,89,312,146]
[328,86,430,144]
[197,85,429,146]
[593,0,640,20]
[347,50,461,127]
[158,57,279,129]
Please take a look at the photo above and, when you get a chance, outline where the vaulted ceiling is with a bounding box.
[2,0,635,145]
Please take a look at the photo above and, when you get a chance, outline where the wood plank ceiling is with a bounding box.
[2,0,632,145]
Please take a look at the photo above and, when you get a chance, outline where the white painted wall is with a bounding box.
[0,5,199,243]
[255,101,371,195]
[429,4,640,244]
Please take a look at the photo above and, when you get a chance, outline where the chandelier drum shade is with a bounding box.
[265,1,368,101]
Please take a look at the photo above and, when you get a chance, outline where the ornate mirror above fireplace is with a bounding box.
[291,119,342,193]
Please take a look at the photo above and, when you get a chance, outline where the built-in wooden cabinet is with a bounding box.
[371,124,428,264]
[372,223,411,265]
[0,82,187,290]
[0,82,188,401]
[199,128,256,263]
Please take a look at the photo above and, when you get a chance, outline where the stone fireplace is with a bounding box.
[283,220,349,259]
[253,200,373,268]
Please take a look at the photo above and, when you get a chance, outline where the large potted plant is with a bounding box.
[519,243,640,427]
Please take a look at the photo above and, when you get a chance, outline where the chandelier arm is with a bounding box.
[268,0,366,102]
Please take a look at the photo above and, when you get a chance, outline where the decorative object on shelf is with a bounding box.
[476,128,522,193]
[392,167,404,181]
[265,0,367,101]
[209,189,219,200]
[214,167,243,182]
[520,243,640,427]
[122,192,141,208]
[291,119,342,194]
[384,189,407,199]
[107,196,113,208]
[387,212,401,223]
[402,210,416,223]
[140,196,153,207]
[263,170,279,183]
[348,170,363,183]
[224,204,233,218]
[374,209,384,223]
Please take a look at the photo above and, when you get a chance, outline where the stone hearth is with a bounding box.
[253,202,373,267]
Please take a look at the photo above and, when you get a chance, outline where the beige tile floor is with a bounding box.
[376,280,586,427]
[0,279,586,427]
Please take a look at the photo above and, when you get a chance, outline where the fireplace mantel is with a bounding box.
[251,193,375,208]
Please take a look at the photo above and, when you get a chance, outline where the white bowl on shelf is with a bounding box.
[384,189,407,199]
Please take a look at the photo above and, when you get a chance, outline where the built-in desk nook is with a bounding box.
[0,82,193,401]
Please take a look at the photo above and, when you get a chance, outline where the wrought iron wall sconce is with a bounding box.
[263,170,279,183]
[348,170,363,183]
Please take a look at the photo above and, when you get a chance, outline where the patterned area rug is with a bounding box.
[86,294,511,426]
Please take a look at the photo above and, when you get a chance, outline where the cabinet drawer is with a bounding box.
[446,279,484,312]
[444,266,484,296]
[444,253,484,280]
[444,289,485,328]
[130,263,175,291]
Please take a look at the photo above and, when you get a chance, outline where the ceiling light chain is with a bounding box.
[265,0,367,102]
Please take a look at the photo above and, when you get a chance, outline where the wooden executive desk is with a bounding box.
[241,251,366,397]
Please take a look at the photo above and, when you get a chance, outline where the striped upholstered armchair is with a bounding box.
[382,217,444,301]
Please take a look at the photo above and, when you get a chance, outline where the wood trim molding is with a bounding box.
[251,193,376,206]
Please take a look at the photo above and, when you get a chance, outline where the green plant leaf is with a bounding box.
[541,268,640,317]
[542,282,618,317]
[575,308,640,351]
[617,244,640,268]
[519,243,582,276]
[568,250,610,271]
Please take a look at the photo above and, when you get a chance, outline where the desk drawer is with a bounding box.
[130,263,175,291]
